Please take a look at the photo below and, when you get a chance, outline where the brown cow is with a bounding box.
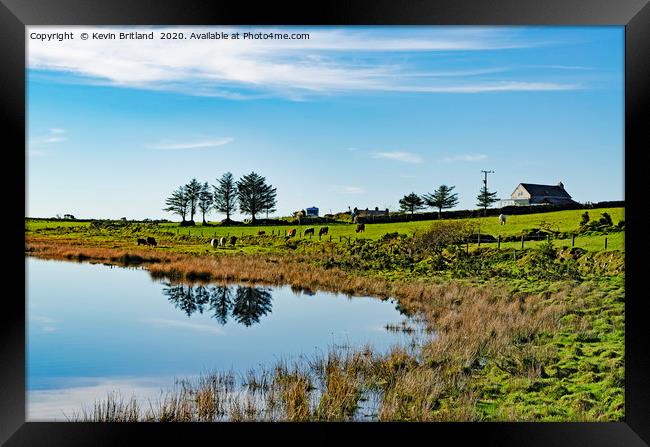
[319,226,329,236]
[287,228,297,237]
[355,223,365,233]
[137,238,147,246]
[304,227,315,236]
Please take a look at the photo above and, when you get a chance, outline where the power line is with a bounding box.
[481,170,495,187]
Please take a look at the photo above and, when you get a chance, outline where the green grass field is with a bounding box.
[26,207,624,252]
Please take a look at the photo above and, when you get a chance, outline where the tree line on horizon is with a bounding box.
[164,175,499,225]
[164,172,277,225]
[399,184,498,217]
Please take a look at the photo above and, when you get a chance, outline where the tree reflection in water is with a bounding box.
[162,283,272,327]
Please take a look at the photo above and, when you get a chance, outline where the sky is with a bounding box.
[26,26,624,220]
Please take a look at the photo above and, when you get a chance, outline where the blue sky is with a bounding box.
[27,26,624,220]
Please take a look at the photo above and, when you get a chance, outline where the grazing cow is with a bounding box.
[287,228,297,237]
[499,214,507,226]
[137,238,147,246]
[229,236,237,246]
[210,238,219,248]
[257,230,266,236]
[319,226,329,236]
[304,227,315,236]
[219,237,227,247]
[356,223,365,233]
[146,236,157,247]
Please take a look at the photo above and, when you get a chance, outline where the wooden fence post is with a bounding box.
[605,237,608,249]
[329,235,332,242]
[339,236,342,242]
[477,230,481,247]
[572,234,575,247]
[513,249,517,260]
[497,235,501,249]
[521,234,524,250]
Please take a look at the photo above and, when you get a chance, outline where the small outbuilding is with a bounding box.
[305,206,319,217]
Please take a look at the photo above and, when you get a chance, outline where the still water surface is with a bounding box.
[27,257,416,420]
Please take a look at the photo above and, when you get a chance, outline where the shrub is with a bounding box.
[413,221,471,256]
[599,213,613,227]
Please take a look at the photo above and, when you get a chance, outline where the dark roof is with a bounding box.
[518,183,572,199]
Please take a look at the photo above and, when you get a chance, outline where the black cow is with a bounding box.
[137,238,147,246]
[146,236,157,247]
[229,236,237,246]
[304,227,315,236]
[319,226,329,236]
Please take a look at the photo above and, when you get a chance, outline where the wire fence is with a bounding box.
[158,225,619,251]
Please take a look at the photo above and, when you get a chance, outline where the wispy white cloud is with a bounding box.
[28,129,66,158]
[40,128,66,144]
[42,136,66,143]
[142,318,225,335]
[372,151,423,164]
[147,137,233,150]
[442,153,488,162]
[27,26,582,99]
[333,186,365,195]
[31,315,58,332]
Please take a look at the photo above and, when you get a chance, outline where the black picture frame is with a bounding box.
[2,0,648,445]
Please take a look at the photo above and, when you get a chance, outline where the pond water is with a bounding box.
[26,257,420,420]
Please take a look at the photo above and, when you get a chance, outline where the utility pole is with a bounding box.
[481,170,494,188]
[481,170,495,216]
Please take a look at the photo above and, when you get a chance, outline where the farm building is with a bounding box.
[499,182,577,207]
[305,207,319,217]
[352,207,390,217]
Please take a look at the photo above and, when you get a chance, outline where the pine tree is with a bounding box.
[163,185,190,222]
[399,193,425,216]
[476,186,499,215]
[236,172,277,224]
[198,182,213,225]
[184,178,202,222]
[423,185,459,218]
[213,172,238,223]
